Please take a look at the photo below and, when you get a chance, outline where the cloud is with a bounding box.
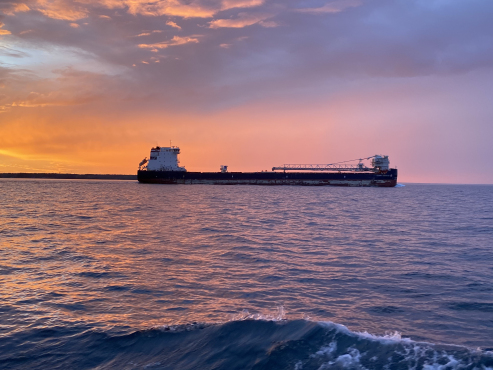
[86,0,264,19]
[0,22,12,35]
[135,30,163,37]
[34,0,88,21]
[4,0,493,99]
[1,3,30,16]
[0,0,265,22]
[209,12,275,28]
[115,0,217,18]
[0,45,29,58]
[297,0,362,14]
[259,20,277,28]
[221,0,264,9]
[138,35,200,50]
[166,20,181,29]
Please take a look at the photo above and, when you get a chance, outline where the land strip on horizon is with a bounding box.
[0,173,136,180]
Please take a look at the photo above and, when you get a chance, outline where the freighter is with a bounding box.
[137,146,397,187]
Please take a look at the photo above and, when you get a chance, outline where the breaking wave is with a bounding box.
[2,314,493,370]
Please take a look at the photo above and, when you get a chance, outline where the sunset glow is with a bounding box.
[1,0,492,183]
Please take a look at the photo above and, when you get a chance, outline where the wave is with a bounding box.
[2,317,493,369]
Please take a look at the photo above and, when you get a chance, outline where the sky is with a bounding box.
[0,0,492,183]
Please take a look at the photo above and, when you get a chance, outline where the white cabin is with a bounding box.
[371,155,390,171]
[142,146,186,171]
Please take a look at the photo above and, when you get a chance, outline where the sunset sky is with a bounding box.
[1,0,492,183]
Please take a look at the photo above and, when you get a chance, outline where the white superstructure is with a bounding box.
[371,155,390,171]
[140,146,186,171]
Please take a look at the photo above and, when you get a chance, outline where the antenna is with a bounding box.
[170,140,172,147]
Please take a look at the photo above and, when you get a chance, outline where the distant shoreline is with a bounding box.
[0,173,137,180]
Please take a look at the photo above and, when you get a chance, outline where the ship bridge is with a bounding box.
[139,146,186,172]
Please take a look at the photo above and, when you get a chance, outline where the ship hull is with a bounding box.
[137,169,397,187]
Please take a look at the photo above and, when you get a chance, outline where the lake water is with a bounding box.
[1,180,492,369]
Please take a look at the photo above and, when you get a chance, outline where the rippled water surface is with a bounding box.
[1,180,493,369]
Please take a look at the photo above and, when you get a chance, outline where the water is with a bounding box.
[1,180,492,369]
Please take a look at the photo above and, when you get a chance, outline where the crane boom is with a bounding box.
[271,164,373,172]
[272,155,390,172]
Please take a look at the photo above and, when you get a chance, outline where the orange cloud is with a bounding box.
[166,20,181,29]
[19,0,265,21]
[33,0,88,20]
[138,35,199,51]
[209,12,274,29]
[97,0,262,18]
[122,1,217,18]
[135,30,163,37]
[0,22,12,35]
[113,0,265,18]
[2,3,30,16]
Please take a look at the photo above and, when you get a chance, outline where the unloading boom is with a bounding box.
[272,155,391,173]
[272,164,373,172]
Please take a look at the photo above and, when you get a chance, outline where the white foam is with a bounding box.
[318,348,366,370]
[294,360,303,370]
[423,355,459,370]
[355,329,413,344]
[318,321,413,344]
[313,342,337,357]
[395,183,406,187]
[230,306,286,322]
[308,338,486,370]
[333,348,362,365]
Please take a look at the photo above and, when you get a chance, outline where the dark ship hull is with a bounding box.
[137,169,398,187]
